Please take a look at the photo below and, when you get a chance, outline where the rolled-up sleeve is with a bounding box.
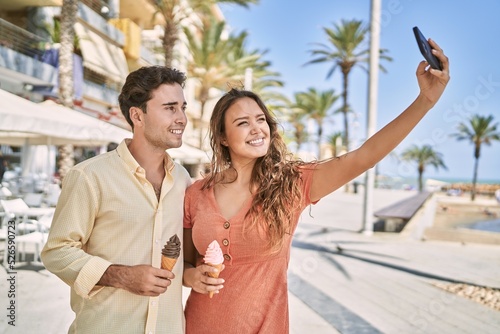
[41,168,110,299]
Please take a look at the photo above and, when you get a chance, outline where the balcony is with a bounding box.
[109,18,160,66]
[0,19,56,86]
[78,2,124,46]
[83,79,119,106]
[0,17,122,105]
[120,0,160,29]
[0,0,62,11]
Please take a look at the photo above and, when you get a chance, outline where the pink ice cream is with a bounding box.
[204,240,224,298]
[204,240,224,265]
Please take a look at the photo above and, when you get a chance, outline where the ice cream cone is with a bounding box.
[206,263,223,298]
[161,234,180,271]
[161,256,177,271]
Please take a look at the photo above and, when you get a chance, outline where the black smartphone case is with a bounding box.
[413,26,442,70]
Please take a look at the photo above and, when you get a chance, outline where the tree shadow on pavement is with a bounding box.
[292,239,476,286]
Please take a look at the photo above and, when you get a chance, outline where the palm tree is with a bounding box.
[327,131,344,158]
[306,19,392,152]
[294,88,339,159]
[451,114,500,200]
[153,0,258,67]
[283,105,309,154]
[57,0,78,181]
[224,36,286,110]
[184,18,281,148]
[400,145,447,192]
[183,19,246,147]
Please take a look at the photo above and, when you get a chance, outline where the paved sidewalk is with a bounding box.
[1,189,499,333]
[288,189,500,333]
[288,229,500,333]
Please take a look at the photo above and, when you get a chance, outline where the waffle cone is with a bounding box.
[161,256,178,271]
[206,263,223,298]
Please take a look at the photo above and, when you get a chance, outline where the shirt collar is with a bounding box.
[116,139,175,175]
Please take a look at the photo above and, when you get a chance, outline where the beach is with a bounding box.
[423,192,500,246]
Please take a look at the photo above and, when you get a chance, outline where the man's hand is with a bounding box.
[98,264,174,296]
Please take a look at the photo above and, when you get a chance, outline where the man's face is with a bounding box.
[142,83,187,150]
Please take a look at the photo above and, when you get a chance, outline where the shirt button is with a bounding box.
[151,301,157,306]
[222,239,229,246]
[155,239,160,244]
[223,254,231,261]
[223,221,230,229]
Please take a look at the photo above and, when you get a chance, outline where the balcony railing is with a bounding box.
[83,79,119,106]
[79,0,114,19]
[0,19,57,85]
[0,18,48,59]
[78,2,124,46]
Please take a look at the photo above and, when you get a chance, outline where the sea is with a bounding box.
[463,219,500,233]
[374,175,500,234]
[374,175,500,191]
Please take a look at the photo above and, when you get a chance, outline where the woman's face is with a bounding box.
[222,97,271,164]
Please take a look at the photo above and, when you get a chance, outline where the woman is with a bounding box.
[183,40,449,333]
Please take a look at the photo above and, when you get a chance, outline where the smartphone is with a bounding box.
[413,26,442,70]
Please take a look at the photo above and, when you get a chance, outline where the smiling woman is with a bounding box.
[181,37,449,331]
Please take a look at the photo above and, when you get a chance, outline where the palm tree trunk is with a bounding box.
[341,71,350,152]
[471,156,479,201]
[418,165,424,192]
[295,136,302,153]
[59,0,76,107]
[57,0,78,181]
[317,125,323,159]
[198,99,207,148]
[163,18,178,67]
[418,172,423,192]
[341,71,350,192]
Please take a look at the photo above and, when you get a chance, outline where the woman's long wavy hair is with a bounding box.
[203,89,306,252]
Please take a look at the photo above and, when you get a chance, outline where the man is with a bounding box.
[41,66,191,333]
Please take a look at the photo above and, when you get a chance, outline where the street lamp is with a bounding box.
[362,0,381,235]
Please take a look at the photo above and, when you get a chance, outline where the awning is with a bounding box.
[74,22,129,83]
[0,88,131,146]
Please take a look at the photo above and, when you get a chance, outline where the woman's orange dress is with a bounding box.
[183,167,316,333]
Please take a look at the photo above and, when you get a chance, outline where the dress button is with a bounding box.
[223,221,230,229]
[222,239,229,246]
[223,254,231,261]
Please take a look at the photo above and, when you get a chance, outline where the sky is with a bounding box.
[219,0,500,183]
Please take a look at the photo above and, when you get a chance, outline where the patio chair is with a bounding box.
[1,198,55,267]
[0,211,8,263]
[14,211,53,265]
[23,193,44,207]
[0,186,12,199]
[0,198,37,234]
